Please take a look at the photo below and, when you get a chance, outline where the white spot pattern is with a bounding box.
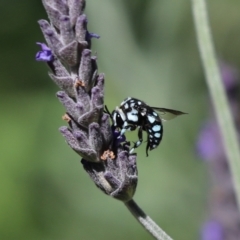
[118,108,126,121]
[130,103,135,108]
[121,97,131,106]
[127,112,138,122]
[131,109,138,114]
[154,133,161,138]
[113,112,117,126]
[147,115,155,123]
[114,98,166,154]
[152,125,161,132]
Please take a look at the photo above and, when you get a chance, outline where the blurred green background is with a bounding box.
[1,0,240,239]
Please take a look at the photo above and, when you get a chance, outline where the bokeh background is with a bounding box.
[1,0,240,239]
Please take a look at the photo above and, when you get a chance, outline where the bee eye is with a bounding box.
[116,113,124,126]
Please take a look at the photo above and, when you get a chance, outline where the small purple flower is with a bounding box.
[83,15,100,40]
[220,63,238,91]
[86,31,100,41]
[201,220,224,240]
[197,62,240,239]
[113,129,126,146]
[196,121,224,161]
[196,63,240,161]
[35,42,54,62]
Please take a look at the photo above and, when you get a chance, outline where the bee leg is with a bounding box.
[118,122,136,138]
[145,141,150,157]
[130,127,143,153]
[123,141,131,151]
[104,105,113,121]
[118,121,128,137]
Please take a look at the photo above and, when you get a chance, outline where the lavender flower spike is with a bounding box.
[36,0,138,202]
[82,149,138,202]
[201,220,224,240]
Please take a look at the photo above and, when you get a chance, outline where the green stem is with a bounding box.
[125,199,173,240]
[191,0,240,210]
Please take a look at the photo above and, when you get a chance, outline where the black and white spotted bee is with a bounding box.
[108,97,186,156]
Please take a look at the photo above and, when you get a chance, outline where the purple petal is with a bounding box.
[86,31,100,41]
[220,62,238,91]
[196,121,224,161]
[201,220,224,240]
[113,130,126,145]
[35,42,54,62]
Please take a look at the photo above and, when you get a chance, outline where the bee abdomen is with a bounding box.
[147,123,163,150]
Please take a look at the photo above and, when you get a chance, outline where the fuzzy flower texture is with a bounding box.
[36,0,137,202]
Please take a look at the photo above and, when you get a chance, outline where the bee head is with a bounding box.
[112,108,125,128]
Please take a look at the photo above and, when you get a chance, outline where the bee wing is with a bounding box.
[151,107,187,121]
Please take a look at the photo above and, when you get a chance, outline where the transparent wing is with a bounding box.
[151,107,187,121]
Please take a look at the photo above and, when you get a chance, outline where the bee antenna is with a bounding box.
[104,105,113,121]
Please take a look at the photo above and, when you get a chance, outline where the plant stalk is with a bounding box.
[191,0,240,210]
[125,199,173,240]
